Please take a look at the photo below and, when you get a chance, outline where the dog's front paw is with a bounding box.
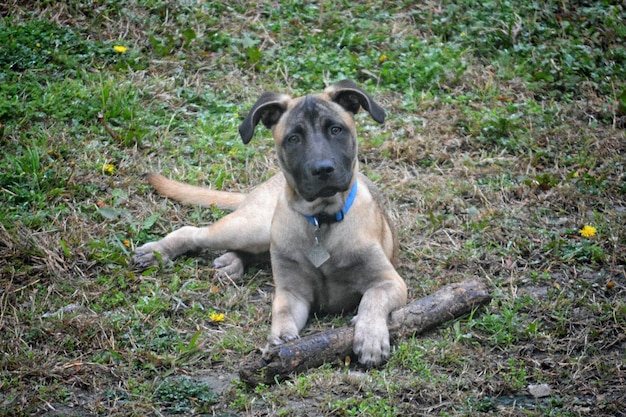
[352,316,390,368]
[132,242,170,269]
[261,326,300,360]
[212,252,244,279]
[268,328,300,346]
[261,333,299,360]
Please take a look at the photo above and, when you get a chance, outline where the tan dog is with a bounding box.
[133,80,407,366]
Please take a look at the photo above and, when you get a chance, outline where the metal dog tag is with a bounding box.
[306,219,330,268]
[306,241,330,268]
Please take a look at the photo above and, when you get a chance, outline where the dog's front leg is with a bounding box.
[352,270,407,367]
[262,287,311,357]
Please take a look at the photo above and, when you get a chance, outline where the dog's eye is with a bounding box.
[329,126,342,136]
[286,134,300,144]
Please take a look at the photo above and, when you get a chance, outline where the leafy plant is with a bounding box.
[329,395,399,417]
[469,296,539,347]
[0,19,127,72]
[154,377,217,413]
[389,339,432,378]
[413,0,626,103]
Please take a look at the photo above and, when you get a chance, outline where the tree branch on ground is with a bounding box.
[240,279,492,386]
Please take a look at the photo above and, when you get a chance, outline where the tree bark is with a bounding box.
[239,279,491,386]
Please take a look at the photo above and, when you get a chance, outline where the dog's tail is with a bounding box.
[146,173,246,211]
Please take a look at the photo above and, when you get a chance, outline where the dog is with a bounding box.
[133,80,407,367]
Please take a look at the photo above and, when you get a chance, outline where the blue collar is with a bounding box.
[304,181,358,226]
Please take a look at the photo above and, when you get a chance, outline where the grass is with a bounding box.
[1,0,625,415]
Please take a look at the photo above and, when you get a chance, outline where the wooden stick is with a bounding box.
[239,279,491,386]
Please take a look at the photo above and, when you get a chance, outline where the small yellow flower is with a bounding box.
[122,239,131,247]
[579,225,597,238]
[102,163,115,175]
[378,54,388,64]
[209,312,225,323]
[113,45,128,53]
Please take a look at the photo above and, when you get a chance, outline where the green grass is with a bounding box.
[1,1,625,416]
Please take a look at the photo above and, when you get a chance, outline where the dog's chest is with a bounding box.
[312,271,363,313]
[309,245,375,313]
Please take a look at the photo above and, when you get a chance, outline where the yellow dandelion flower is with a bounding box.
[579,225,596,238]
[122,239,131,247]
[378,54,388,64]
[103,163,115,175]
[113,45,128,53]
[209,312,225,323]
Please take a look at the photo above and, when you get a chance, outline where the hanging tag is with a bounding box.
[305,219,330,268]
[306,241,331,268]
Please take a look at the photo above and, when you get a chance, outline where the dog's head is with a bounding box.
[239,80,385,210]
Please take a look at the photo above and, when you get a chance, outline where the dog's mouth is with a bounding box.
[315,186,342,199]
[302,187,341,202]
[294,172,353,202]
[309,178,356,200]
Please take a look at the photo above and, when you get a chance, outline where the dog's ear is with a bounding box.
[239,93,291,144]
[326,80,385,124]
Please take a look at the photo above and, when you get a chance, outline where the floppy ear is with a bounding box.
[325,80,386,124]
[238,92,291,144]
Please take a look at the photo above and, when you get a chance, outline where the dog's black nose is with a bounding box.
[312,160,335,178]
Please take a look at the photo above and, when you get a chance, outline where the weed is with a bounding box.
[0,19,104,71]
[469,295,539,347]
[389,338,433,378]
[416,1,626,104]
[464,396,497,413]
[503,358,529,391]
[546,227,607,264]
[328,395,399,417]
[154,376,217,413]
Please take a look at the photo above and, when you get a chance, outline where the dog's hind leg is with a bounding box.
[132,207,272,274]
[133,173,284,276]
[212,250,270,279]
